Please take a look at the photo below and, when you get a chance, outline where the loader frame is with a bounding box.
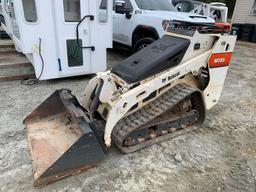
[85,31,236,147]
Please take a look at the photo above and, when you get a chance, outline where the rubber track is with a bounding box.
[112,84,205,154]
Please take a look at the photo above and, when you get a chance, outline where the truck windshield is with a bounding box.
[135,0,176,11]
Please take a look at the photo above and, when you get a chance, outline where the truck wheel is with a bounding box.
[133,37,155,52]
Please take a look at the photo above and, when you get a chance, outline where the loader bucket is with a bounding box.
[24,89,106,187]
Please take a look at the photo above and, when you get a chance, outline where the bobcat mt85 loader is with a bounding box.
[24,26,236,187]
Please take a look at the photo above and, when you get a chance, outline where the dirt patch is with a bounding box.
[0,44,255,192]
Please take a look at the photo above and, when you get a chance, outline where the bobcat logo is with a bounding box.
[162,71,181,83]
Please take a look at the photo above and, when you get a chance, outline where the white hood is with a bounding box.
[144,10,215,23]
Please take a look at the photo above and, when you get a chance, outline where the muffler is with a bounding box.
[24,89,106,187]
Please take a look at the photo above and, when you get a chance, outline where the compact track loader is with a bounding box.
[24,27,236,187]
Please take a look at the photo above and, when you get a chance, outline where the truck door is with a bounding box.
[113,0,134,46]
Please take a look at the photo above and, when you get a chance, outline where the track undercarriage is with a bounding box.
[112,84,205,153]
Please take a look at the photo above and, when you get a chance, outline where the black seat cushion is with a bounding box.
[112,35,190,84]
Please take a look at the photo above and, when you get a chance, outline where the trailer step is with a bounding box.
[0,62,31,68]
[0,39,15,49]
[0,45,35,81]
[0,49,18,55]
[0,74,35,81]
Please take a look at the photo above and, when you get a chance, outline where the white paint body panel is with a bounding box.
[0,0,113,80]
[0,0,14,38]
[113,0,215,47]
[84,31,237,146]
[204,35,236,109]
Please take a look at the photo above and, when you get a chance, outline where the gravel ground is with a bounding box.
[0,42,255,192]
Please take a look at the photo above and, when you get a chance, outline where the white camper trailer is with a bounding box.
[0,0,113,80]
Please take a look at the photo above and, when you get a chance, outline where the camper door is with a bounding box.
[53,0,92,76]
[53,0,112,77]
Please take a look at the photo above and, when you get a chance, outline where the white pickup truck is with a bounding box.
[111,0,215,52]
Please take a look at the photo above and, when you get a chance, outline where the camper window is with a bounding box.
[66,39,83,67]
[98,0,108,23]
[63,0,81,22]
[22,0,38,23]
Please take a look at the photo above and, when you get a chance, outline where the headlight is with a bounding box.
[162,20,184,31]
[162,20,172,31]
